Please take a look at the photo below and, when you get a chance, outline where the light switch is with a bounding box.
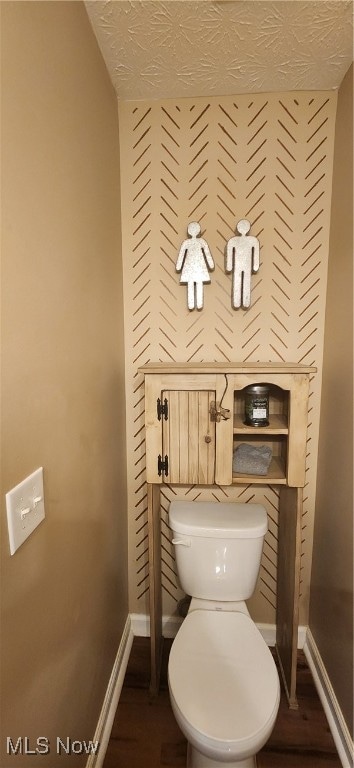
[6,468,45,555]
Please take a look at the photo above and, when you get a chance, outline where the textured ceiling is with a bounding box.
[85,0,353,100]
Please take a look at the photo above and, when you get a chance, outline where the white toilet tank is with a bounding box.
[169,501,267,601]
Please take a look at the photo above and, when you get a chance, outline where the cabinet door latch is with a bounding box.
[157,455,169,477]
[209,401,231,422]
[157,397,169,421]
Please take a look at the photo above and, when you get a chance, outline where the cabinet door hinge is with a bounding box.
[157,397,168,421]
[157,455,169,477]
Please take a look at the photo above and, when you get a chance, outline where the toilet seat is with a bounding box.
[168,610,280,762]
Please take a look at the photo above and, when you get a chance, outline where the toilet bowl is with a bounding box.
[168,501,280,767]
[168,609,280,767]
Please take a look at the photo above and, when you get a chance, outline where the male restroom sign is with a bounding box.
[176,219,260,310]
[225,219,260,309]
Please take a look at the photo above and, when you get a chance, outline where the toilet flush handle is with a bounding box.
[172,538,191,547]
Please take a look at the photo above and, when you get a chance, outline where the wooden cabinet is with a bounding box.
[141,363,312,488]
[139,362,315,706]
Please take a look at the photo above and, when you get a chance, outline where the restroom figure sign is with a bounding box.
[226,219,260,309]
[176,222,214,310]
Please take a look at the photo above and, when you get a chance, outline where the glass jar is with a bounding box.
[244,384,269,427]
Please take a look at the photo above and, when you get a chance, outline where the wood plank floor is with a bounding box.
[103,637,342,768]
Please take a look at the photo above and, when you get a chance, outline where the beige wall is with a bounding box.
[119,91,337,626]
[309,65,353,738]
[0,3,128,765]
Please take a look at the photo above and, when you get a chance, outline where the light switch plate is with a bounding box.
[6,467,45,555]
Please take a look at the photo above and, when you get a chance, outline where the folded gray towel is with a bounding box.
[233,443,272,475]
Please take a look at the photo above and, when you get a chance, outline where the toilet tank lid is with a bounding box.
[169,501,267,538]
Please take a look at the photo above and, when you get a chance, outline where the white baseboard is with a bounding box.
[86,615,134,768]
[303,628,354,768]
[256,622,307,649]
[130,612,184,639]
[130,612,307,648]
[130,612,150,637]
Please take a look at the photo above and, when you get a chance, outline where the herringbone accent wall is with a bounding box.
[119,91,337,625]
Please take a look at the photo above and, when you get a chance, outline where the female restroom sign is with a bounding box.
[176,222,214,310]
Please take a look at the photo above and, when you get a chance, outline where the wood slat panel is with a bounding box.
[177,391,189,484]
[165,391,179,483]
[188,391,200,483]
[198,390,215,484]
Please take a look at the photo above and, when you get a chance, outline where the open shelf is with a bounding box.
[233,413,288,434]
[232,455,287,484]
[234,384,289,429]
[233,429,288,485]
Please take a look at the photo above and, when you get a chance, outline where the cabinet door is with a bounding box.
[162,390,215,484]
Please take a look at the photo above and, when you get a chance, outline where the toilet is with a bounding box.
[168,501,280,768]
